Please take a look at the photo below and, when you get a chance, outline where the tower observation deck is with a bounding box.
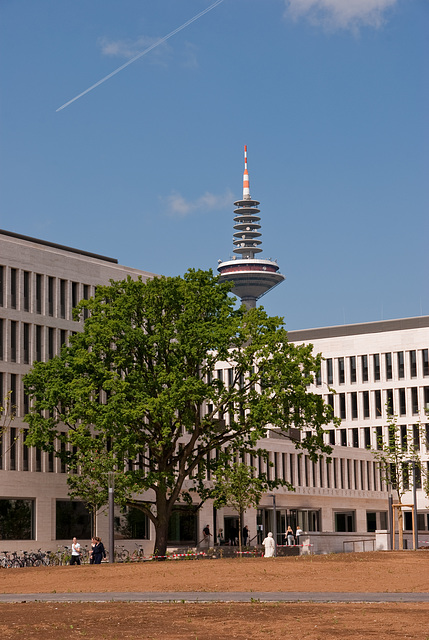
[217,146,285,308]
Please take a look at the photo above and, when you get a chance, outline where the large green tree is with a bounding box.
[24,269,334,556]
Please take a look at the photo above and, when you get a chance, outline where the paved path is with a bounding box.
[0,592,428,603]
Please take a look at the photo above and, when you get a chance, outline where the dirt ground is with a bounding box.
[1,551,429,639]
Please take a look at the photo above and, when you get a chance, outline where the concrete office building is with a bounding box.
[0,229,157,550]
[0,229,428,553]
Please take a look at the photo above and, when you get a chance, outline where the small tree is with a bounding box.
[372,411,423,549]
[212,456,289,555]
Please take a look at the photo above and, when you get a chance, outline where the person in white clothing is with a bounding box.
[70,537,81,565]
[262,532,275,558]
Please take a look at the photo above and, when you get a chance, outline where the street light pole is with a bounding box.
[411,461,418,550]
[269,494,277,557]
[108,471,115,563]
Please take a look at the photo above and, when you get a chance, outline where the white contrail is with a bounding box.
[56,0,225,112]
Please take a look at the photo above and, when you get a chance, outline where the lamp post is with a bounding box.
[268,494,277,557]
[108,471,115,563]
[411,461,418,550]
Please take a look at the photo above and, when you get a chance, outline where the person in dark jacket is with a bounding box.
[92,537,106,564]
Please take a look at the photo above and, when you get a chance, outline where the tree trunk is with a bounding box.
[154,521,169,560]
[238,511,242,558]
[398,508,404,550]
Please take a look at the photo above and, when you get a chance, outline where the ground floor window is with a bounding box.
[167,506,197,545]
[405,512,428,531]
[367,511,388,532]
[335,511,356,532]
[115,506,150,540]
[0,499,34,539]
[56,500,91,540]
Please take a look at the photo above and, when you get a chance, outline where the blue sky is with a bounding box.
[0,0,427,330]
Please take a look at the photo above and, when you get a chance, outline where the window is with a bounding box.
[35,325,42,361]
[338,357,345,384]
[0,319,3,360]
[385,353,392,380]
[10,321,17,362]
[339,393,346,420]
[364,427,371,449]
[367,512,387,532]
[296,509,320,532]
[386,389,393,415]
[36,274,42,314]
[0,266,3,306]
[23,271,30,312]
[60,279,66,319]
[400,425,407,450]
[413,424,420,450]
[83,284,90,319]
[0,499,34,539]
[115,507,150,539]
[10,268,17,309]
[399,388,406,416]
[375,426,383,449]
[48,327,55,359]
[315,367,321,386]
[48,277,54,316]
[23,323,30,364]
[373,354,380,381]
[350,356,356,383]
[329,430,336,445]
[326,358,333,385]
[10,374,17,415]
[351,392,358,419]
[411,387,418,414]
[352,428,359,448]
[340,429,347,446]
[56,501,92,540]
[397,352,404,379]
[361,355,368,382]
[22,429,29,472]
[9,427,16,470]
[71,282,79,311]
[409,350,417,378]
[375,389,382,417]
[363,391,370,418]
[167,506,197,544]
[335,511,355,532]
[423,349,429,377]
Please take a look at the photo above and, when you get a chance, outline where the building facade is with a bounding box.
[0,229,428,555]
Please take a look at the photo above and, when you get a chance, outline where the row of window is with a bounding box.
[0,266,92,320]
[325,424,429,453]
[0,321,70,364]
[325,387,429,422]
[315,351,429,387]
[0,499,150,542]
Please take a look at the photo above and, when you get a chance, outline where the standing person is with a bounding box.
[92,536,106,564]
[286,525,295,546]
[295,526,303,546]
[217,528,224,546]
[89,537,96,564]
[242,525,249,547]
[70,537,81,565]
[262,532,275,558]
[202,524,211,547]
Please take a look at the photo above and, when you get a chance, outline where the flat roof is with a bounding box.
[0,229,118,264]
[288,315,429,341]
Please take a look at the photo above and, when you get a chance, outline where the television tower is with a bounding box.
[217,146,285,308]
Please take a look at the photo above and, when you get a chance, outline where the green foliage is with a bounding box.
[24,269,334,555]
[371,411,423,501]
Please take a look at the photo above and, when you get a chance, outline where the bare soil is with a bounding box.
[1,551,429,639]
